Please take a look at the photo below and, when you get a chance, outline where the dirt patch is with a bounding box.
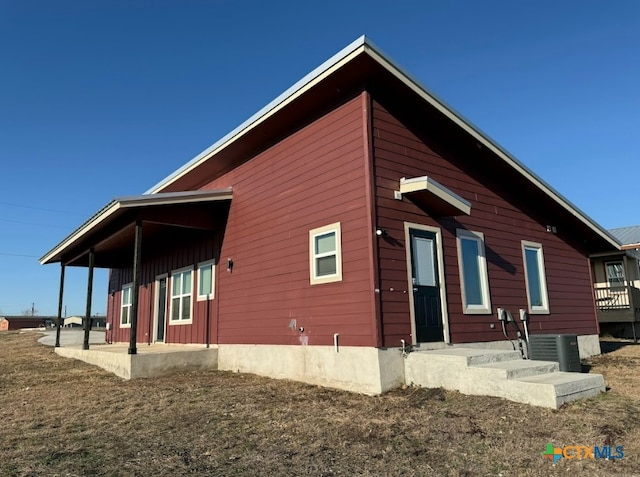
[0,331,639,476]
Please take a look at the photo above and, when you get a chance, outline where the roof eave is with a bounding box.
[39,188,234,265]
[144,36,618,252]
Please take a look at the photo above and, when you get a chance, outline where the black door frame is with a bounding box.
[404,222,450,345]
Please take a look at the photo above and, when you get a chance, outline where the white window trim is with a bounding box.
[169,267,194,325]
[521,240,550,314]
[120,283,132,328]
[309,222,342,285]
[456,229,492,314]
[197,260,216,301]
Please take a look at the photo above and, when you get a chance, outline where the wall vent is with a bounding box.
[528,334,581,372]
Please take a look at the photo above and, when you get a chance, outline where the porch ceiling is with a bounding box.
[40,189,232,268]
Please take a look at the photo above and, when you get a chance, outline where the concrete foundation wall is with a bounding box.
[55,345,218,379]
[577,334,601,358]
[217,344,405,395]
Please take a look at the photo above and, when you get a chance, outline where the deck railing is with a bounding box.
[594,285,640,312]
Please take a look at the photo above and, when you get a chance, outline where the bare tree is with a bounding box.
[21,303,38,316]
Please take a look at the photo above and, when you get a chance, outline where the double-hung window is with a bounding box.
[171,268,193,324]
[309,222,342,285]
[121,284,132,327]
[605,261,625,290]
[456,230,491,314]
[197,260,215,301]
[521,241,550,314]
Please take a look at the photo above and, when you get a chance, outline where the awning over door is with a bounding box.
[40,188,233,267]
[399,176,470,216]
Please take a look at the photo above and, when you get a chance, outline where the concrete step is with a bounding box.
[515,372,606,407]
[404,347,605,409]
[413,348,522,366]
[471,359,559,380]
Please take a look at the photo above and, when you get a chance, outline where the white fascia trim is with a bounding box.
[39,201,121,264]
[145,36,370,195]
[400,176,471,215]
[118,189,233,208]
[362,45,621,251]
[39,189,233,264]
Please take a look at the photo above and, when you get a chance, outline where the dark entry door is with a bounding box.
[156,277,167,342]
[409,228,444,342]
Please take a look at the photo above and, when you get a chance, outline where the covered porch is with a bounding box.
[39,189,232,364]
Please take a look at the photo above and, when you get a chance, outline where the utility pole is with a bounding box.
[31,302,35,316]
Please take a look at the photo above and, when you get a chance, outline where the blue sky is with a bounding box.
[0,1,638,316]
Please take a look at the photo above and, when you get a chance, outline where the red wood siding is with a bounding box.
[204,93,376,347]
[371,98,598,347]
[107,232,221,345]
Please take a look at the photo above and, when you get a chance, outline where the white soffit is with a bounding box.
[400,176,471,216]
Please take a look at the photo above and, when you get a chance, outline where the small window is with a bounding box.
[521,241,549,314]
[170,268,193,324]
[197,260,215,301]
[605,261,625,289]
[456,230,491,314]
[309,222,342,285]
[121,284,132,328]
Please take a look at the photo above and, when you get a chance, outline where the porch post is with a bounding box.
[55,263,65,347]
[128,220,143,355]
[83,249,95,350]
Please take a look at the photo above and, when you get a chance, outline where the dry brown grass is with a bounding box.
[0,332,639,476]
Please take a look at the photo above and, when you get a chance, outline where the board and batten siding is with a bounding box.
[371,98,598,347]
[107,232,221,345]
[204,93,377,347]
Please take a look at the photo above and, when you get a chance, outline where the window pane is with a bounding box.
[200,265,212,296]
[315,232,336,254]
[460,238,483,305]
[606,263,625,287]
[182,271,192,294]
[525,248,543,307]
[316,255,337,276]
[172,275,181,296]
[181,296,191,320]
[122,307,129,325]
[172,298,180,321]
[413,236,436,287]
[123,287,131,305]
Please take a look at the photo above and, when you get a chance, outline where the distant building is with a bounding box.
[592,225,640,341]
[0,316,54,331]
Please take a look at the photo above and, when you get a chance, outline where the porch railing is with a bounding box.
[594,285,640,312]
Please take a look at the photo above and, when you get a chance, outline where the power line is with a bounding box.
[0,252,40,258]
[0,217,71,229]
[0,201,77,214]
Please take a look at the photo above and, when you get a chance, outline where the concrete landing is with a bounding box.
[404,348,605,409]
[54,343,218,379]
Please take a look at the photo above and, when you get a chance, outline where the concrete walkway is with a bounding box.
[38,329,106,347]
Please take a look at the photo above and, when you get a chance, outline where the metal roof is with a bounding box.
[143,35,620,251]
[609,225,640,247]
[39,189,233,265]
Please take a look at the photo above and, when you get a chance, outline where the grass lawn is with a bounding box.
[0,332,639,476]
